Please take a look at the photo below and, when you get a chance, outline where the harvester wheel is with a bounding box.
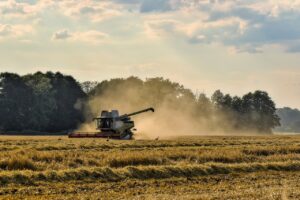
[120,130,133,140]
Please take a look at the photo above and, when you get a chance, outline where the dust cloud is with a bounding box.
[77,77,256,139]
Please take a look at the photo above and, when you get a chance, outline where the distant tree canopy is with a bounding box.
[0,72,86,132]
[88,77,195,111]
[80,81,99,94]
[0,72,281,134]
[275,107,300,133]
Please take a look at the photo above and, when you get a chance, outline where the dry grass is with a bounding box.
[0,135,300,199]
[0,157,36,171]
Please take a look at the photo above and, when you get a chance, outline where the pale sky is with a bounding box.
[1,0,300,108]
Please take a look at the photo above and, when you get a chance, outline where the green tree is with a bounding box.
[0,73,33,131]
[23,72,57,131]
[211,90,232,111]
[81,81,99,94]
[231,96,244,129]
[211,90,224,107]
[47,72,86,132]
[143,77,195,109]
[197,93,213,116]
[276,107,300,132]
[241,91,280,133]
[0,72,86,133]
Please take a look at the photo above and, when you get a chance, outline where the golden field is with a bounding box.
[0,135,300,199]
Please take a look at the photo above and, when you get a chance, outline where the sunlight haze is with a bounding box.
[1,0,300,108]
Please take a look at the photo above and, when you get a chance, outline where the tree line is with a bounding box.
[275,107,300,133]
[0,72,280,134]
[0,72,86,132]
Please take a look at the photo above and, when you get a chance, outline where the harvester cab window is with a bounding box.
[100,118,112,128]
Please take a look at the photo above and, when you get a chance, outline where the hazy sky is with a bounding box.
[1,0,300,108]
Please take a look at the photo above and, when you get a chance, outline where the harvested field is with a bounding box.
[0,135,300,199]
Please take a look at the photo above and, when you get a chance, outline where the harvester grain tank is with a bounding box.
[69,107,154,139]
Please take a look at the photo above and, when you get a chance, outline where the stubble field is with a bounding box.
[0,135,300,199]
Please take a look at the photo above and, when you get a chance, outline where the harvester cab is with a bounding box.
[69,107,154,140]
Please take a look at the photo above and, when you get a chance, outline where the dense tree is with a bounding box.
[0,73,33,131]
[211,90,233,111]
[88,77,196,112]
[211,90,224,108]
[197,93,212,115]
[241,91,280,133]
[210,89,280,133]
[47,72,86,131]
[81,81,99,94]
[0,72,86,132]
[23,72,56,131]
[143,77,195,109]
[275,107,300,133]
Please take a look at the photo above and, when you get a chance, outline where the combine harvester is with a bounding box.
[69,107,154,140]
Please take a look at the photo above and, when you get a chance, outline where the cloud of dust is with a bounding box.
[76,77,260,139]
